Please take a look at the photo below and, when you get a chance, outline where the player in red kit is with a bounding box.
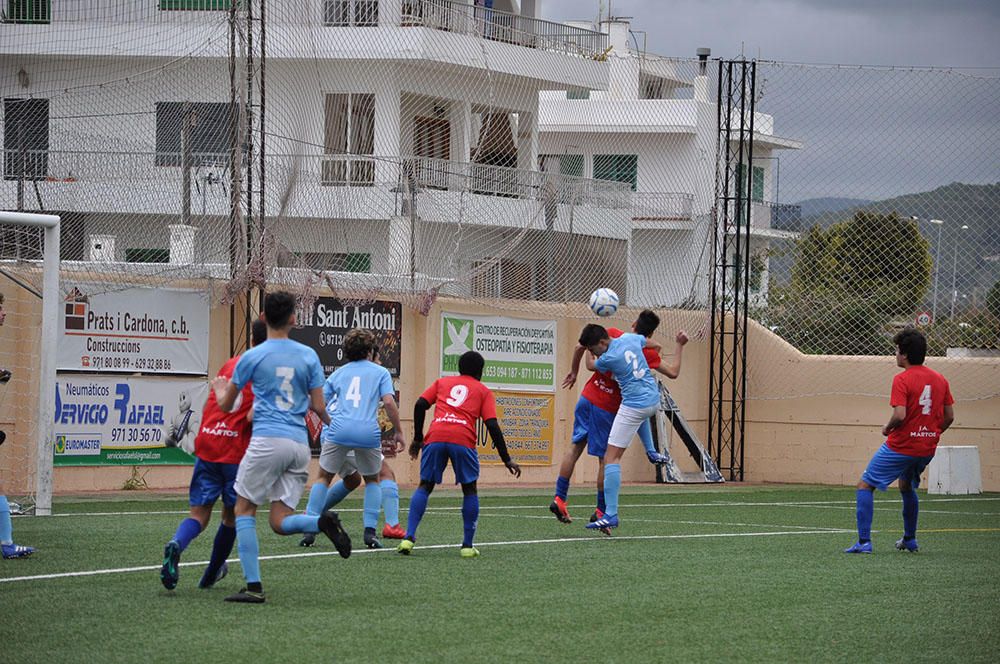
[160,319,267,590]
[845,328,955,554]
[397,351,520,557]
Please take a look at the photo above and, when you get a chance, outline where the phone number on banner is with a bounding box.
[109,427,164,444]
[88,356,173,371]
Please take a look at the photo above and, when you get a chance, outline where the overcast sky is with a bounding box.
[542,0,1000,203]
[543,0,1000,67]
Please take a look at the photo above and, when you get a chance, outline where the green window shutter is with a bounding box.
[594,155,637,191]
[344,253,371,273]
[752,165,764,202]
[736,162,746,201]
[159,0,232,10]
[566,89,590,100]
[7,0,50,24]
[560,155,583,178]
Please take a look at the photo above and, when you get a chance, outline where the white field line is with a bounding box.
[0,528,848,585]
[480,512,851,531]
[16,496,999,519]
[784,504,1000,517]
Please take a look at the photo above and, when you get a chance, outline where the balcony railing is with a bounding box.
[399,0,606,58]
[632,192,694,221]
[749,200,801,231]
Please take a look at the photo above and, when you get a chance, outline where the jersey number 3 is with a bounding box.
[275,367,296,411]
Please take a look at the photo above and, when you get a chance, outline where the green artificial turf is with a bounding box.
[2,485,998,663]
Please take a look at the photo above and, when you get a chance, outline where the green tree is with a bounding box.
[987,280,1000,321]
[770,211,933,355]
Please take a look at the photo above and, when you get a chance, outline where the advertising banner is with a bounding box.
[57,286,210,375]
[52,375,208,466]
[440,312,556,392]
[477,390,554,466]
[291,298,402,377]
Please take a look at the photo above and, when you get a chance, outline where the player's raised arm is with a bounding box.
[484,418,520,478]
[655,330,689,379]
[210,375,240,413]
[562,344,587,388]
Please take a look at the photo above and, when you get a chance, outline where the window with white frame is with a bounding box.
[323,93,376,185]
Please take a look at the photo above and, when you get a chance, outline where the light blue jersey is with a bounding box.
[232,338,325,444]
[323,360,394,449]
[594,332,659,409]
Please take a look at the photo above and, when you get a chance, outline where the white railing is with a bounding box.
[632,192,694,221]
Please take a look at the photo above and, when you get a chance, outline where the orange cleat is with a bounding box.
[549,496,572,523]
[382,523,407,539]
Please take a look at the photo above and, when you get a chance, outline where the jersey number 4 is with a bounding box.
[919,384,932,415]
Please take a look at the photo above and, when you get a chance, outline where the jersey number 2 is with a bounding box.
[919,385,932,415]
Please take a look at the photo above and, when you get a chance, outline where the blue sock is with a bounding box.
[380,479,400,526]
[555,476,570,501]
[235,515,261,584]
[638,418,655,454]
[204,523,236,578]
[280,514,319,535]
[305,483,328,516]
[171,517,203,552]
[597,489,606,513]
[856,489,874,543]
[0,495,12,545]
[406,486,430,541]
[363,482,382,530]
[604,464,621,518]
[901,488,919,539]
[462,493,479,548]
[322,480,353,512]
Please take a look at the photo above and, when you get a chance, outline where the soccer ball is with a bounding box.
[588,288,619,317]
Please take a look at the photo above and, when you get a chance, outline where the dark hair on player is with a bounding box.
[251,319,267,347]
[371,345,381,363]
[458,351,485,380]
[893,327,927,365]
[344,328,376,362]
[263,291,297,329]
[578,323,609,347]
[634,309,660,337]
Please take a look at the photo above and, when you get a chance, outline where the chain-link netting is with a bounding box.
[1,2,998,406]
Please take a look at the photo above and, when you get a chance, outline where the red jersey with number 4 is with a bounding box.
[582,327,662,413]
[886,364,954,457]
[421,375,498,449]
[195,356,255,464]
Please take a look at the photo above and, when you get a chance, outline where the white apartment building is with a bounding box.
[539,19,802,307]
[1,2,799,307]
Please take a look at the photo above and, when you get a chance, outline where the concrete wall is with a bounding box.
[2,281,996,495]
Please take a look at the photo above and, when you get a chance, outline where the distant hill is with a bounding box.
[770,182,1000,296]
[796,197,872,219]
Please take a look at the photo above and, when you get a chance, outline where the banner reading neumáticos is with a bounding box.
[441,312,556,392]
[57,286,209,375]
[477,391,554,466]
[53,375,207,466]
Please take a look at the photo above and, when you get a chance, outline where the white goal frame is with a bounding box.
[0,211,59,516]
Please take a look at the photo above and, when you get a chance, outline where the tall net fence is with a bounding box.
[1,1,998,409]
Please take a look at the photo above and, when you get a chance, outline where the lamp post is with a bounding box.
[929,218,944,322]
[950,224,969,319]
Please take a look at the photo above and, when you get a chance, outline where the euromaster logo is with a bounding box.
[54,433,101,456]
[442,316,473,372]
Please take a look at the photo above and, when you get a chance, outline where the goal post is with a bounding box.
[0,211,60,516]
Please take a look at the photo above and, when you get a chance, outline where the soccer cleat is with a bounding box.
[589,508,604,523]
[646,450,671,465]
[549,496,572,524]
[460,547,480,558]
[843,541,873,554]
[382,523,406,539]
[198,562,229,589]
[364,527,383,549]
[224,587,265,604]
[1,543,35,559]
[397,539,415,555]
[160,541,181,589]
[895,537,919,553]
[585,514,619,531]
[317,510,352,559]
[299,533,316,547]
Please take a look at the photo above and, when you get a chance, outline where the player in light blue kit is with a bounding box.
[577,323,660,532]
[211,292,351,604]
[305,329,404,550]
